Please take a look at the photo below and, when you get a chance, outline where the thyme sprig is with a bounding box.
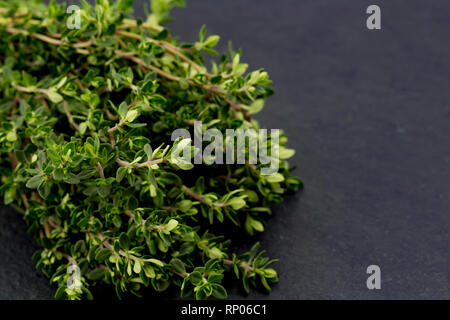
[0,0,302,300]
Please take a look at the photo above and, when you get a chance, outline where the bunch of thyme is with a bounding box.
[0,0,302,299]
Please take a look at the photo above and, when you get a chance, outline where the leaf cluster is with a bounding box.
[0,0,302,300]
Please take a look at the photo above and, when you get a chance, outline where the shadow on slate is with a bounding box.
[1,0,449,299]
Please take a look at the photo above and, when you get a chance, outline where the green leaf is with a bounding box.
[74,240,86,254]
[6,131,17,142]
[179,78,189,90]
[204,35,220,48]
[212,283,227,299]
[189,271,202,286]
[170,258,185,274]
[87,268,107,281]
[208,247,224,259]
[242,274,250,294]
[260,274,271,291]
[251,219,264,232]
[147,168,157,187]
[146,258,165,267]
[164,219,178,232]
[125,109,139,123]
[118,101,128,119]
[133,260,142,274]
[171,159,193,170]
[248,99,264,115]
[53,168,64,181]
[26,173,45,189]
[279,148,296,159]
[116,167,127,182]
[142,264,156,278]
[265,173,285,183]
[177,200,192,212]
[54,286,66,299]
[198,25,206,42]
[264,268,278,279]
[144,144,153,159]
[228,197,246,210]
[46,90,63,103]
[82,287,94,300]
[119,233,130,250]
[95,248,111,262]
[195,287,207,300]
[55,76,67,89]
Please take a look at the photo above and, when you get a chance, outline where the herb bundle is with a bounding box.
[0,0,302,300]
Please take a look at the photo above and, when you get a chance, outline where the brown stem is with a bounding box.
[106,102,137,143]
[5,27,95,49]
[117,19,163,33]
[108,133,116,147]
[107,119,126,146]
[116,50,182,82]
[8,27,249,120]
[96,163,105,179]
[116,157,167,168]
[107,120,125,134]
[34,95,50,111]
[223,259,234,267]
[123,210,165,232]
[181,185,208,205]
[104,109,120,121]
[225,98,251,121]
[115,30,208,76]
[32,192,45,205]
[72,40,94,48]
[8,152,18,169]
[171,269,190,278]
[7,96,21,116]
[21,193,29,209]
[47,218,58,230]
[95,233,138,261]
[63,101,80,131]
[161,206,177,212]
[181,185,229,208]
[124,210,134,218]
[43,221,51,238]
[60,252,77,265]
[67,74,85,91]
[11,83,34,93]
[7,26,250,124]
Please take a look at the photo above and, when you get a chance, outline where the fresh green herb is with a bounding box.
[0,0,302,300]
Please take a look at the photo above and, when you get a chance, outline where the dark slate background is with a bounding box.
[1,0,449,299]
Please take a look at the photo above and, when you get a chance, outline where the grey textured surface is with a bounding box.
[1,0,449,299]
